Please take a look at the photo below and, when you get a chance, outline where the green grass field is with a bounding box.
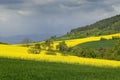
[76,39,118,49]
[0,57,120,80]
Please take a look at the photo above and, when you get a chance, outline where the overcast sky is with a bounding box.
[0,0,120,37]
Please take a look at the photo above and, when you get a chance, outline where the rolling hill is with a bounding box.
[75,39,117,49]
[0,14,120,80]
[57,15,120,40]
[0,33,120,67]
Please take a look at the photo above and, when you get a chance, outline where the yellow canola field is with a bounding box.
[61,33,120,47]
[0,33,120,67]
[0,44,120,67]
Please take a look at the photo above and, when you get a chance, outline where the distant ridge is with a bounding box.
[58,15,120,40]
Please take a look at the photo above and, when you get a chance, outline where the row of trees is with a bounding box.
[21,37,69,54]
[21,37,120,60]
[56,39,120,60]
[22,38,55,54]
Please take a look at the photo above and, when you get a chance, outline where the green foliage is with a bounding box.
[96,47,107,58]
[57,15,120,40]
[0,58,120,80]
[57,41,68,52]
[50,35,57,39]
[0,42,9,45]
[112,36,120,40]
[43,38,54,51]
[112,20,120,31]
[115,56,120,61]
[45,50,56,55]
[34,43,41,50]
[28,43,41,54]
[71,47,97,58]
[41,42,47,50]
[100,37,108,40]
[45,39,53,47]
[76,39,117,49]
[70,39,120,60]
[113,40,120,56]
[103,48,115,60]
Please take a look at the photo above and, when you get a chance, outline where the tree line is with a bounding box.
[21,37,120,61]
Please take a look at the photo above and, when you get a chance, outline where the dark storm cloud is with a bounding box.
[0,0,120,39]
[27,0,114,15]
[0,0,24,4]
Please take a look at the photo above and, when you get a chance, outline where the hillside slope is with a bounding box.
[55,33,120,47]
[58,15,120,40]
[1,33,120,67]
[0,44,120,67]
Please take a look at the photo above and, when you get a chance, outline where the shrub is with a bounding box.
[114,56,120,61]
[112,36,120,40]
[45,50,56,55]
[100,37,108,40]
[28,47,40,54]
[28,43,41,54]
[103,48,116,60]
[97,47,106,58]
[57,41,68,52]
[71,47,97,58]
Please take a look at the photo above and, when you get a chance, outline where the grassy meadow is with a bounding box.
[0,57,120,80]
[76,39,117,49]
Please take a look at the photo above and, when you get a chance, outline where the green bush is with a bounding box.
[28,43,41,54]
[45,50,56,55]
[112,36,120,40]
[114,56,120,61]
[100,37,108,41]
[57,41,68,52]
[28,47,40,54]
[71,47,97,58]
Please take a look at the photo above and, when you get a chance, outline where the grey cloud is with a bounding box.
[1,0,114,14]
[0,0,24,4]
[0,0,120,40]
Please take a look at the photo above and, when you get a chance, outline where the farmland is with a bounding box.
[55,33,120,47]
[75,39,117,49]
[0,57,120,80]
[0,33,120,67]
[0,33,120,80]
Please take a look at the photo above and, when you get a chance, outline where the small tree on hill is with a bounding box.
[71,47,97,58]
[28,43,41,54]
[113,40,120,55]
[57,41,68,52]
[44,38,54,51]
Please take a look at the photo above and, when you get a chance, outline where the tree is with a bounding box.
[104,40,120,60]
[71,47,97,58]
[21,38,32,47]
[50,35,56,39]
[104,48,115,60]
[44,38,54,51]
[113,40,120,55]
[57,41,68,52]
[41,42,47,50]
[28,43,41,54]
[97,47,106,58]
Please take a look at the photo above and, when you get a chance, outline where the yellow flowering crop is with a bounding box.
[0,44,120,67]
[54,33,120,47]
[0,33,120,67]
